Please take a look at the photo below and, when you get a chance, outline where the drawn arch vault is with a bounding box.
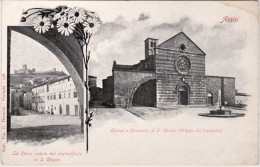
[7,26,85,131]
[128,75,157,107]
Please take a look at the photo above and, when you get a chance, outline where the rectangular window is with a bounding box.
[59,94,61,99]
[75,105,78,116]
[74,92,77,98]
[54,95,56,99]
[68,92,70,98]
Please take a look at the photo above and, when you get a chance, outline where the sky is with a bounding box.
[11,31,69,74]
[10,1,258,92]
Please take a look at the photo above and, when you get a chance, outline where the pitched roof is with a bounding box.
[89,75,97,78]
[157,32,205,55]
[30,75,70,89]
[235,92,250,96]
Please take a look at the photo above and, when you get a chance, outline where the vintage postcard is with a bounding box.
[1,1,259,166]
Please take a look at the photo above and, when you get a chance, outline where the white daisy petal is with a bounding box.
[32,15,51,34]
[56,17,75,36]
[65,30,69,36]
[68,27,73,34]
[83,17,100,35]
[68,7,86,24]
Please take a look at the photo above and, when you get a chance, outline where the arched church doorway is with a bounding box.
[178,85,189,105]
[132,79,156,107]
[207,92,213,106]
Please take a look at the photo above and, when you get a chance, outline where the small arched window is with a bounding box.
[207,93,213,97]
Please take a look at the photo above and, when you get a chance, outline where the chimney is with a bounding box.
[22,64,27,70]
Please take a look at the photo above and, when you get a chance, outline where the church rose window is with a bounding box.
[180,44,186,51]
[175,56,191,74]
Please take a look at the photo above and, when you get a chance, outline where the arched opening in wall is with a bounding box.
[178,84,189,105]
[132,79,156,107]
[7,26,84,143]
[207,92,213,106]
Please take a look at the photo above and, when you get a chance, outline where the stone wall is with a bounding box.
[155,49,205,76]
[223,77,235,105]
[206,76,235,106]
[205,76,222,105]
[89,87,103,101]
[102,76,114,105]
[155,48,206,107]
[113,70,156,107]
[156,74,207,107]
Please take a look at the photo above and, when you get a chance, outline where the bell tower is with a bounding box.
[145,38,158,59]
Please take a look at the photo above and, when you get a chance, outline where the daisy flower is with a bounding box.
[68,7,86,23]
[57,17,76,36]
[53,8,69,20]
[83,17,100,35]
[33,16,51,33]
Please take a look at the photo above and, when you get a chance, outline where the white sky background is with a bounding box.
[10,31,69,74]
[9,1,259,93]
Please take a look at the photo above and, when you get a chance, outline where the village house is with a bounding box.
[31,75,98,115]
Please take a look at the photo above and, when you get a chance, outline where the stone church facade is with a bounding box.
[103,32,235,108]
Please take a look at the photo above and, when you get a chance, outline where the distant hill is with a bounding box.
[10,71,67,90]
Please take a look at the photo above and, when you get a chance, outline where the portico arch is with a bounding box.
[128,76,157,107]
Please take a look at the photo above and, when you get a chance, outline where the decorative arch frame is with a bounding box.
[7,26,85,131]
[8,26,84,105]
